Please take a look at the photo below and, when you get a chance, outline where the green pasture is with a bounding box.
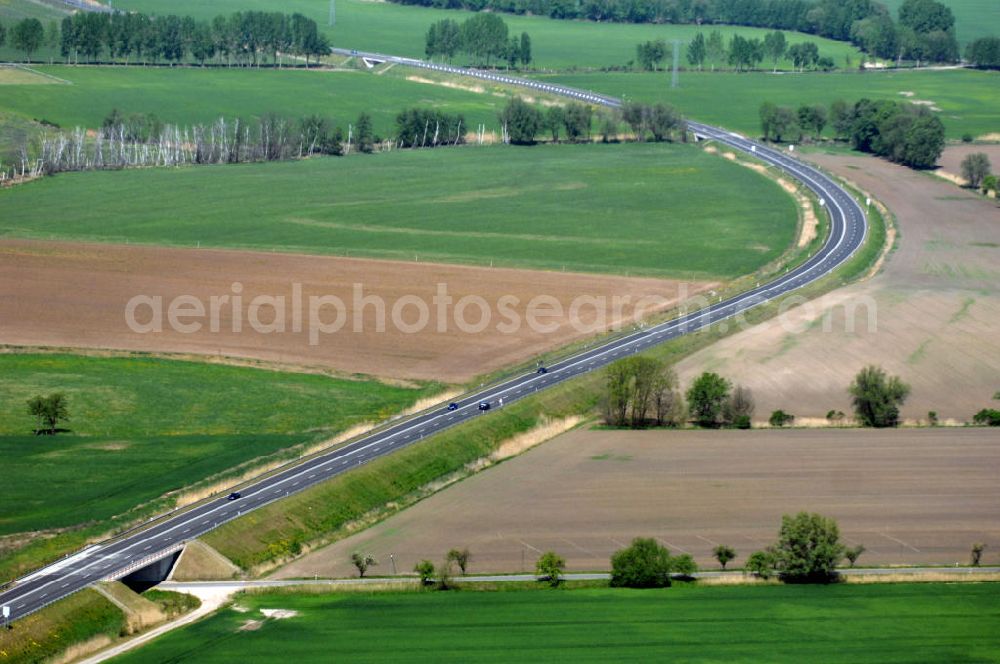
[0,353,436,537]
[114,583,1000,663]
[0,143,798,280]
[541,68,1000,140]
[110,0,863,71]
[0,64,506,136]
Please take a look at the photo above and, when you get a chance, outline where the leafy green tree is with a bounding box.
[686,32,706,70]
[830,100,853,140]
[27,393,69,435]
[499,97,543,145]
[788,41,819,70]
[355,112,374,153]
[459,13,508,66]
[535,551,566,587]
[12,18,45,63]
[769,410,795,427]
[0,20,6,49]
[447,548,471,574]
[562,102,593,142]
[672,554,697,578]
[902,114,945,169]
[705,30,725,71]
[610,537,675,588]
[972,408,1000,426]
[713,544,736,570]
[798,104,828,139]
[646,103,684,142]
[505,36,520,68]
[844,544,866,567]
[971,542,985,566]
[636,38,666,70]
[965,36,1000,70]
[350,551,377,578]
[849,365,911,427]
[774,512,845,582]
[425,19,460,60]
[414,559,435,585]
[763,30,786,71]
[982,175,998,195]
[546,106,564,142]
[519,32,532,66]
[686,372,731,428]
[960,153,991,189]
[746,550,775,578]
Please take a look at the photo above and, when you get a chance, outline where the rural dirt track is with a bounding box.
[0,239,711,383]
[274,427,1000,577]
[676,151,1000,422]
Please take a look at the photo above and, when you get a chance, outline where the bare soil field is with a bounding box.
[0,239,711,383]
[274,427,1000,577]
[676,151,1000,423]
[936,143,1000,187]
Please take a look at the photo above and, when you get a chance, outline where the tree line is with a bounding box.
[425,14,532,68]
[0,10,331,66]
[498,97,685,145]
[5,104,467,181]
[965,36,1000,70]
[640,31,832,72]
[603,361,918,429]
[392,0,973,64]
[759,98,945,169]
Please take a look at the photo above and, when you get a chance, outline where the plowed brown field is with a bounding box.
[677,151,1000,423]
[0,239,712,383]
[274,427,1000,577]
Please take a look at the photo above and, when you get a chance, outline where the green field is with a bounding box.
[542,68,1000,140]
[0,65,506,137]
[0,143,798,280]
[114,584,1000,662]
[0,353,437,537]
[880,0,1000,47]
[110,0,862,71]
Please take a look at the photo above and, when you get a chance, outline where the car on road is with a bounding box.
[537,367,548,374]
[227,492,242,501]
[478,401,491,411]
[447,403,459,411]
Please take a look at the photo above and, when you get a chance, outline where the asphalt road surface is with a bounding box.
[0,53,868,623]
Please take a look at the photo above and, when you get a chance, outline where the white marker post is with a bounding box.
[2,605,10,630]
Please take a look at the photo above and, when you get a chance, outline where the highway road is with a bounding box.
[0,53,868,623]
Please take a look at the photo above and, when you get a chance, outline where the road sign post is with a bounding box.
[2,605,10,630]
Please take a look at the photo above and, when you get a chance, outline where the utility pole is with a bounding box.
[329,0,336,27]
[671,39,681,88]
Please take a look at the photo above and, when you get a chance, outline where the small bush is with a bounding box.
[769,410,794,427]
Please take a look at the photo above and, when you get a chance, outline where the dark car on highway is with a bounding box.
[447,403,459,411]
[537,367,548,374]
[227,492,241,501]
[478,401,491,411]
